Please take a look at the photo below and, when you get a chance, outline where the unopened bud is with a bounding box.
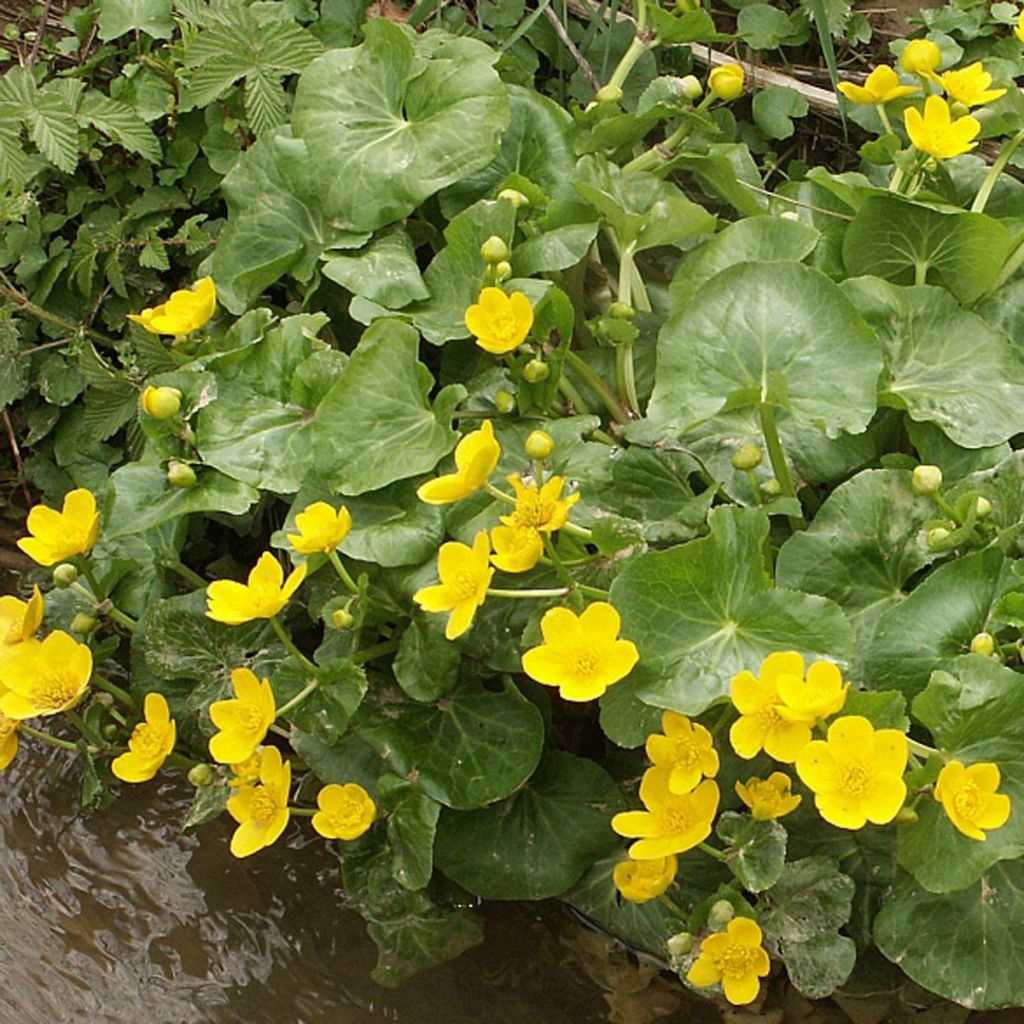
[731,443,763,471]
[708,899,735,929]
[525,430,555,460]
[94,692,115,709]
[761,477,781,497]
[101,721,119,741]
[609,301,635,320]
[480,236,509,264]
[493,260,512,284]
[927,526,951,549]
[52,563,79,588]
[894,806,919,827]
[167,460,197,488]
[975,496,992,519]
[667,931,695,958]
[595,84,623,104]
[950,101,970,119]
[332,607,355,629]
[522,358,549,383]
[188,764,215,787]
[912,464,943,496]
[494,388,516,414]
[679,74,703,100]
[497,188,529,209]
[140,385,182,420]
[971,631,996,657]
[70,612,97,635]
[675,0,697,11]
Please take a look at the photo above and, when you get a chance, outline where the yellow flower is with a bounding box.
[0,585,43,666]
[941,62,1006,107]
[0,630,92,719]
[796,716,908,829]
[837,65,919,105]
[1016,10,1024,44]
[521,601,639,702]
[312,783,377,840]
[139,385,182,420]
[287,502,352,555]
[417,420,501,505]
[729,652,816,763]
[645,711,719,795]
[611,767,719,859]
[0,713,19,772]
[413,531,493,640]
[735,772,802,821]
[465,287,533,354]
[111,692,177,783]
[934,760,1011,841]
[904,95,981,159]
[774,657,849,725]
[613,854,678,903]
[900,38,943,84]
[17,488,100,566]
[226,745,291,858]
[709,63,745,101]
[206,552,307,625]
[208,667,276,764]
[686,917,771,1006]
[229,748,264,787]
[502,474,579,533]
[128,276,217,337]
[490,523,544,573]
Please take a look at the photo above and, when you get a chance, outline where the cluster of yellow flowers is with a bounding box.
[837,39,1011,160]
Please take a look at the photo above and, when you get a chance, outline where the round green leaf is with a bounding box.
[291,20,510,231]
[433,750,624,899]
[647,261,881,438]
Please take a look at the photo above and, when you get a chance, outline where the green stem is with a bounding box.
[605,34,649,93]
[561,520,593,541]
[270,616,318,675]
[933,493,960,523]
[352,637,401,665]
[657,892,688,919]
[105,605,137,631]
[907,736,941,760]
[542,534,576,589]
[698,841,727,862]
[888,164,907,193]
[276,675,320,718]
[620,343,640,415]
[972,128,1024,213]
[558,375,594,416]
[745,469,762,505]
[289,807,316,817]
[758,402,805,530]
[20,723,87,753]
[487,587,570,599]
[77,559,106,602]
[875,103,894,136]
[327,549,360,595]
[65,708,103,747]
[92,672,136,708]
[0,270,118,350]
[576,583,611,599]
[483,480,517,506]
[170,561,207,588]
[565,351,632,425]
[914,260,928,286]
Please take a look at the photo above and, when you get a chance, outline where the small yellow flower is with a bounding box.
[645,711,719,795]
[837,65,920,105]
[900,38,943,84]
[208,667,276,765]
[774,658,849,725]
[796,716,908,829]
[490,523,544,573]
[1016,10,1024,44]
[413,531,493,640]
[934,760,1011,841]
[521,601,639,702]
[128,276,217,337]
[0,630,92,719]
[613,854,678,903]
[226,745,291,858]
[0,713,19,772]
[709,63,745,101]
[686,917,771,1006]
[0,585,43,666]
[287,502,352,555]
[230,748,264,787]
[417,420,501,505]
[941,62,1006,107]
[904,95,981,159]
[729,652,816,763]
[312,783,377,840]
[111,692,177,783]
[735,772,802,821]
[206,552,307,625]
[465,287,533,354]
[503,474,579,533]
[17,488,100,566]
[611,767,719,859]
[139,385,182,420]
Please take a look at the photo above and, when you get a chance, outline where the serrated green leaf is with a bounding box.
[97,0,174,39]
[78,91,161,162]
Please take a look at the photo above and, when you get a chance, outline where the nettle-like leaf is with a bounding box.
[0,67,78,174]
[97,0,174,39]
[183,7,324,135]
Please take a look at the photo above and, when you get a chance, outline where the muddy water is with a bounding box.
[0,739,619,1024]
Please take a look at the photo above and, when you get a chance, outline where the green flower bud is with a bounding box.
[52,563,79,588]
[332,607,355,629]
[493,260,512,284]
[927,526,951,549]
[494,388,516,414]
[497,188,530,209]
[708,899,735,929]
[761,477,781,497]
[188,763,215,787]
[70,612,97,635]
[525,430,555,460]
[675,0,697,11]
[666,932,695,958]
[167,460,197,488]
[522,358,550,383]
[94,692,115,709]
[731,443,763,471]
[609,301,635,320]
[975,496,993,519]
[480,235,509,264]
[140,385,182,420]
[101,721,119,741]
[894,806,919,827]
[950,100,970,119]
[679,74,702,100]
[971,631,996,657]
[912,464,943,496]
[595,84,623,105]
